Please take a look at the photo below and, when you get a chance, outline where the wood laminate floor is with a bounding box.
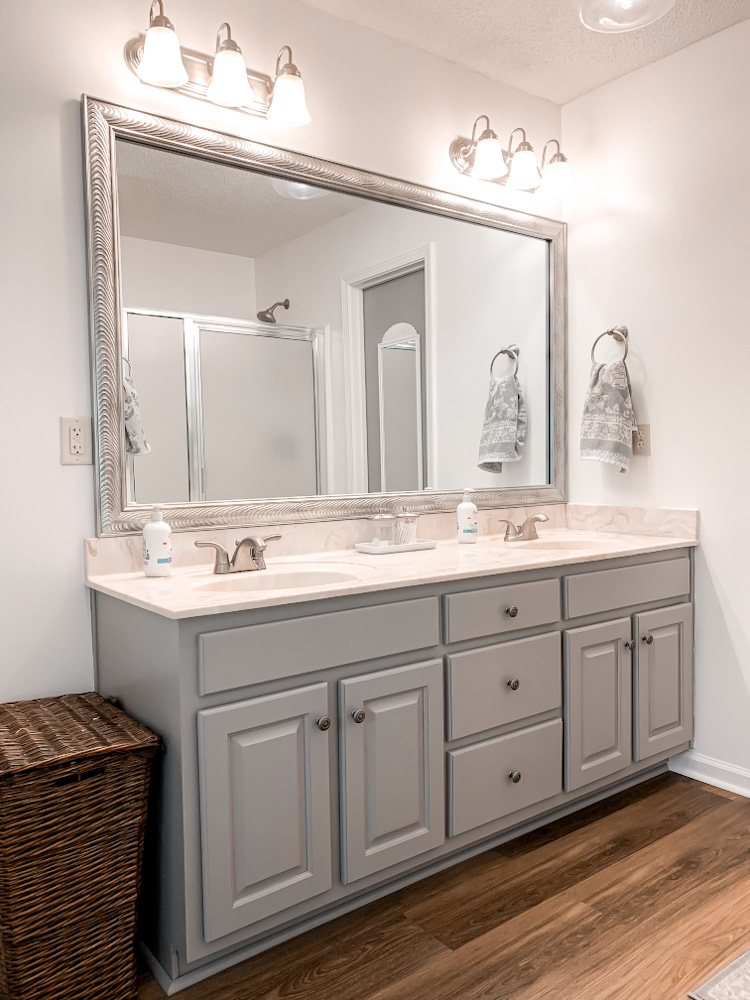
[138,774,750,1000]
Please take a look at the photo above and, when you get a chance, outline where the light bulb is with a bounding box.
[542,155,573,198]
[472,132,508,180]
[207,24,254,108]
[136,2,188,88]
[268,48,311,126]
[507,145,541,191]
[580,0,676,32]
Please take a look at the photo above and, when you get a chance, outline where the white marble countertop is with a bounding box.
[86,529,697,620]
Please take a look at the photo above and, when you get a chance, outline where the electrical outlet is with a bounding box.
[61,417,93,465]
[633,423,651,457]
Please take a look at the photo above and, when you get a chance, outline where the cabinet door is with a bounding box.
[198,684,332,942]
[564,619,632,791]
[634,603,693,761]
[339,660,444,883]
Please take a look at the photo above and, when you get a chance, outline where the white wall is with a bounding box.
[121,238,256,319]
[562,21,750,781]
[255,200,549,492]
[0,0,560,700]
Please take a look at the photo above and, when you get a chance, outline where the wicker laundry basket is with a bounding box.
[0,692,160,1000]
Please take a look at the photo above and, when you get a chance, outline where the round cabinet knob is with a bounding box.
[509,771,522,784]
[642,634,654,645]
[506,605,519,618]
[508,678,521,691]
[316,717,331,732]
[624,640,636,651]
[352,709,366,724]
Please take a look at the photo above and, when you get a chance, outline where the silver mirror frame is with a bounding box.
[83,96,567,535]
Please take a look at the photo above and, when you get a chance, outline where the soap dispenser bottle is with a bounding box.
[457,489,478,544]
[143,505,172,577]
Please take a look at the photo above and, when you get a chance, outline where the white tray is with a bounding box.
[354,539,438,555]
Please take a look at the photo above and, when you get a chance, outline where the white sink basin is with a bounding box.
[193,564,365,594]
[513,537,618,551]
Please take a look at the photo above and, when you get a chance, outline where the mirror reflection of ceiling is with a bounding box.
[299,0,750,103]
[116,141,359,257]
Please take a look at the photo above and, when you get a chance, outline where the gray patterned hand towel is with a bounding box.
[123,373,151,455]
[580,360,637,473]
[478,374,527,473]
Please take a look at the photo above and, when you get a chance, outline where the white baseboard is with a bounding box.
[670,750,750,798]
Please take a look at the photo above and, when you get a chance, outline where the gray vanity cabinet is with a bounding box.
[339,660,445,883]
[564,618,633,792]
[197,683,333,941]
[633,603,693,761]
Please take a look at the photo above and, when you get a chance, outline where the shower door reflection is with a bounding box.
[377,324,424,492]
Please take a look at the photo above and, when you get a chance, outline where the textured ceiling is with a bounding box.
[299,0,750,103]
[116,141,358,258]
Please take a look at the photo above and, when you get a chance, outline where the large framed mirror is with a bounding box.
[83,97,566,534]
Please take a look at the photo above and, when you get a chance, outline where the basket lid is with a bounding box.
[0,692,160,775]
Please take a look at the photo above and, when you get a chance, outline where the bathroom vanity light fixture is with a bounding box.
[579,0,676,32]
[267,47,311,126]
[125,3,311,124]
[206,23,254,107]
[450,117,571,196]
[135,1,188,87]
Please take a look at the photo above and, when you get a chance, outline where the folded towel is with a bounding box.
[123,372,151,455]
[478,374,527,473]
[580,359,637,473]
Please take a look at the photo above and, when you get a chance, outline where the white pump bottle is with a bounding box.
[143,505,173,577]
[456,489,478,544]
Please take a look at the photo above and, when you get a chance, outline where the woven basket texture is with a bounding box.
[0,692,160,1000]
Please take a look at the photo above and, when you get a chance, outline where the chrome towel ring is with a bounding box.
[490,344,520,378]
[591,325,628,363]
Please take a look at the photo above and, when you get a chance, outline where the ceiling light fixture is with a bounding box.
[125,6,311,125]
[449,117,572,197]
[579,0,677,33]
[135,0,188,88]
[206,23,254,108]
[267,46,312,126]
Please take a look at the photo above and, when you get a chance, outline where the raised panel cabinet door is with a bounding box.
[339,660,444,883]
[564,619,633,791]
[198,683,332,942]
[634,603,694,761]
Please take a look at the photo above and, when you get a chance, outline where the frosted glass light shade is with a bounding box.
[507,148,541,190]
[207,48,254,107]
[542,157,573,198]
[268,72,311,126]
[137,25,188,87]
[472,134,508,180]
[580,0,676,32]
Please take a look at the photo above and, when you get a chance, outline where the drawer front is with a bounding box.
[563,557,690,620]
[199,597,440,695]
[447,632,562,740]
[448,719,563,836]
[444,578,561,644]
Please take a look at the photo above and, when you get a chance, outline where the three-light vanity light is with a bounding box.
[128,1,311,125]
[450,116,573,197]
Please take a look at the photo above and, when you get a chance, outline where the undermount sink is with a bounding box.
[513,537,618,551]
[193,564,365,594]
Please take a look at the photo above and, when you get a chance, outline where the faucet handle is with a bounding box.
[195,541,231,574]
[262,533,282,545]
[491,517,521,541]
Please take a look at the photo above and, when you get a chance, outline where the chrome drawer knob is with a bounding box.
[642,634,654,645]
[624,640,636,651]
[506,605,519,618]
[509,771,522,784]
[352,709,366,724]
[316,717,331,732]
[508,678,521,691]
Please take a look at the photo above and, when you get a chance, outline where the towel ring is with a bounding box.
[591,325,629,364]
[490,344,520,378]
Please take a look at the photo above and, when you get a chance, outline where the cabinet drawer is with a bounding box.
[199,597,440,695]
[443,578,560,644]
[448,719,562,836]
[563,557,690,620]
[447,632,561,740]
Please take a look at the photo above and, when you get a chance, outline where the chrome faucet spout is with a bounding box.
[518,513,550,540]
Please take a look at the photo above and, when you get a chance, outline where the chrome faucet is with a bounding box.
[492,513,549,542]
[195,534,282,574]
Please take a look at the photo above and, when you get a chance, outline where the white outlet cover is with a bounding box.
[60,416,93,465]
[633,423,651,457]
